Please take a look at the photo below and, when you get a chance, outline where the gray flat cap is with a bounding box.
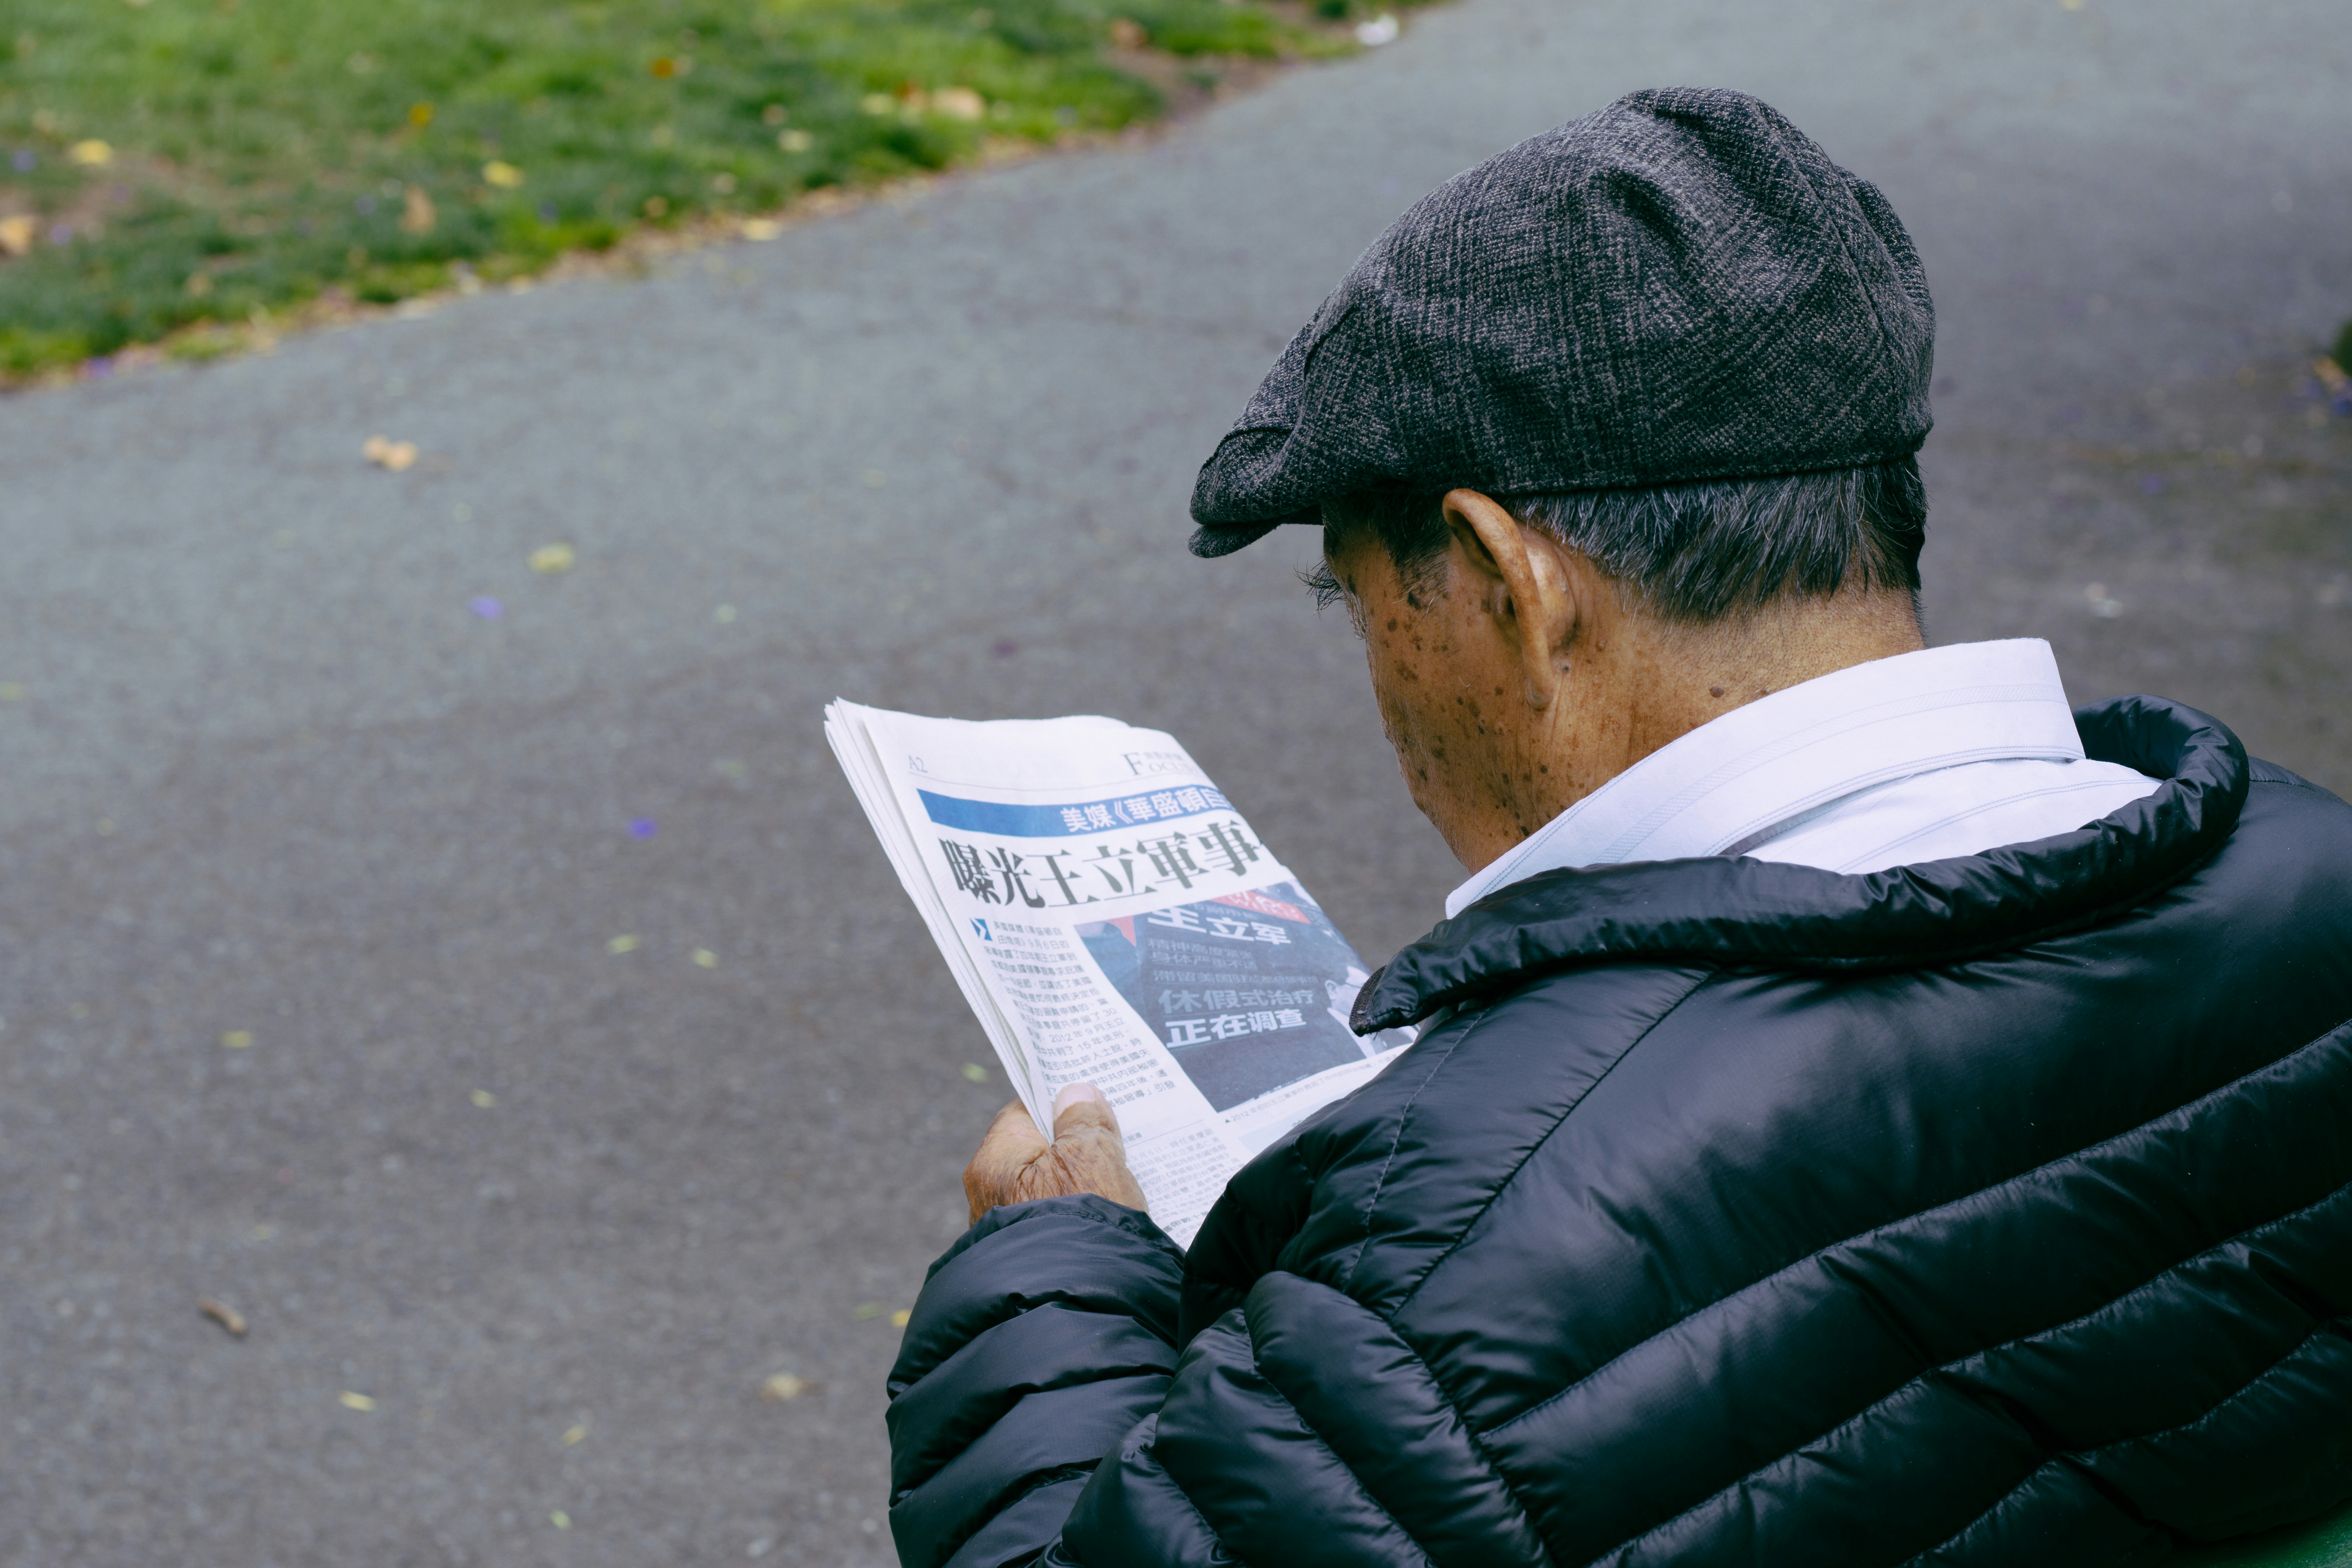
[1188,87,1935,557]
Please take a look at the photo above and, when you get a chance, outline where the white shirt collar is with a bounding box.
[1445,639,2087,918]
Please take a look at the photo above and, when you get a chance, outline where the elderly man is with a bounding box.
[882,89,2352,1566]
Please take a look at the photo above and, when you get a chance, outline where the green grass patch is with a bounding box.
[0,0,1384,376]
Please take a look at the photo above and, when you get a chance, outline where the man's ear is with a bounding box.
[1441,490,1579,708]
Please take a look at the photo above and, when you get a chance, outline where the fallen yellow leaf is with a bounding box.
[221,1030,253,1049]
[562,1423,588,1446]
[339,1390,377,1412]
[606,933,639,954]
[551,1510,572,1530]
[933,87,985,121]
[890,1308,912,1327]
[760,1373,807,1401]
[482,160,525,189]
[778,129,813,154]
[740,219,782,241]
[68,139,113,167]
[469,1089,496,1109]
[529,542,576,574]
[0,215,34,258]
[361,435,419,471]
[692,948,718,969]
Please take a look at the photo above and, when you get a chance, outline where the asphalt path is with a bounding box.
[4,2,2347,1563]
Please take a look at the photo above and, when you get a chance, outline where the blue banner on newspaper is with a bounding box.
[917,784,1234,837]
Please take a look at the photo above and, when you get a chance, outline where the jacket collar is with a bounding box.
[1353,696,2249,1032]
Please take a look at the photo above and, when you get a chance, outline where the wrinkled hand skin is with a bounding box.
[963,1082,1148,1224]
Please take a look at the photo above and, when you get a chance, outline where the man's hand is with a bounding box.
[963,1082,1147,1225]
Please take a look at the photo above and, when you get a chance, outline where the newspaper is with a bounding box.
[826,701,1414,1246]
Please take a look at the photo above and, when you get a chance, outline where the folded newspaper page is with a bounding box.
[826,701,1415,1246]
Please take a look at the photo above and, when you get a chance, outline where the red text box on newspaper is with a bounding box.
[1212,889,1309,923]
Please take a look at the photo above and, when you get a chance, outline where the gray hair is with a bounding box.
[1311,457,1926,624]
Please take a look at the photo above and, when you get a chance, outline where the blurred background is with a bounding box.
[1,0,2347,1563]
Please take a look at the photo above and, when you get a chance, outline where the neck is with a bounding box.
[1460,586,1925,873]
[1619,585,1926,759]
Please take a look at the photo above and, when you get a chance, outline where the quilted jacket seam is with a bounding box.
[968,1208,1186,1341]
[892,1350,1175,1501]
[1334,1007,1492,1295]
[1582,1168,2352,1568]
[2079,1308,2352,1460]
[1390,969,1718,1317]
[1234,1389,1441,1568]
[2251,773,2345,803]
[1156,1452,1252,1568]
[1057,1414,1256,1568]
[1890,1307,2352,1568]
[1253,1272,1561,1568]
[1492,1012,2352,1445]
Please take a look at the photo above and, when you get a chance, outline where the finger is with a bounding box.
[1051,1082,1122,1142]
[1045,1083,1147,1214]
[964,1100,1048,1223]
[967,1100,1047,1184]
[1044,1134,1149,1214]
[980,1098,1047,1154]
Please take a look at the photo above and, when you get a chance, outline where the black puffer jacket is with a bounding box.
[885,698,2352,1566]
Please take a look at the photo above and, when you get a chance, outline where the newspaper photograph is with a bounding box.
[825,700,1414,1245]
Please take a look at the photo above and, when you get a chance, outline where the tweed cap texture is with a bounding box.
[1188,87,1935,557]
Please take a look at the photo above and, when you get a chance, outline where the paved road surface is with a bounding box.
[4,2,2347,1563]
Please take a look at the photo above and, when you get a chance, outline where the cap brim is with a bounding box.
[1187,521,1282,558]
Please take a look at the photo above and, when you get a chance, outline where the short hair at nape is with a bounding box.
[1315,457,1927,624]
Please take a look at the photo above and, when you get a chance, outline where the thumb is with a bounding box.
[1051,1081,1122,1142]
[1044,1081,1148,1215]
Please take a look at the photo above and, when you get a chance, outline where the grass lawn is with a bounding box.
[0,0,1375,377]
